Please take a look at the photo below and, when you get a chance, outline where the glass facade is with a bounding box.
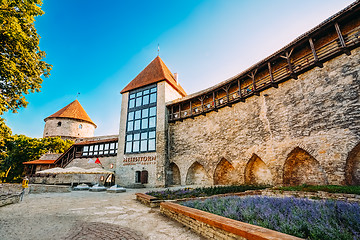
[125,85,157,153]
[82,141,118,157]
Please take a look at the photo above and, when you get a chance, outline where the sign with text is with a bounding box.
[123,156,156,166]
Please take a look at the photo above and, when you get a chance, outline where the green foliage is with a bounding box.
[275,184,360,195]
[0,0,52,115]
[147,185,268,200]
[0,135,73,182]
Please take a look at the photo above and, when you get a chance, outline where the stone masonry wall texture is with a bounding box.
[168,47,360,186]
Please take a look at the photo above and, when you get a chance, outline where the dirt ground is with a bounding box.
[0,188,204,240]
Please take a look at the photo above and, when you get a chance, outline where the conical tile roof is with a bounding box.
[44,100,96,127]
[121,56,186,96]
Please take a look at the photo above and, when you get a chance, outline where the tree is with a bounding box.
[0,135,73,182]
[0,0,52,115]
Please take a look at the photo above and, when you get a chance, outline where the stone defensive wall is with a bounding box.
[166,2,360,186]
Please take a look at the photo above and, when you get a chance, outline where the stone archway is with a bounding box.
[283,147,327,186]
[213,158,237,185]
[168,162,181,185]
[345,142,360,185]
[244,154,272,185]
[185,162,211,186]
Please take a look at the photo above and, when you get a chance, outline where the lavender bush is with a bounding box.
[181,196,360,240]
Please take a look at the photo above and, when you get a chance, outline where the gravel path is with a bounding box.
[0,188,203,240]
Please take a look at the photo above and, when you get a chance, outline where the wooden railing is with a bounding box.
[168,20,360,122]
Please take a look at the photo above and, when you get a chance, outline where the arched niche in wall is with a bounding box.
[345,142,360,185]
[185,161,211,186]
[244,154,273,185]
[168,162,181,185]
[213,158,237,185]
[283,147,327,186]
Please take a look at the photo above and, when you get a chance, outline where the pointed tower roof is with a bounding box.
[121,56,187,96]
[44,100,96,127]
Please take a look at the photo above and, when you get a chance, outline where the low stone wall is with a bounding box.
[0,183,22,194]
[0,193,21,207]
[29,184,71,194]
[160,202,303,240]
[135,193,162,208]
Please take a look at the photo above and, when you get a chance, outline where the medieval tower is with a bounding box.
[43,99,97,140]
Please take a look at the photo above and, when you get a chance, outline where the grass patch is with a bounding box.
[275,185,360,195]
[146,185,267,200]
[181,196,360,240]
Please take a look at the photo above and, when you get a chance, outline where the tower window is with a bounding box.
[79,124,83,129]
[57,122,61,127]
[125,85,157,154]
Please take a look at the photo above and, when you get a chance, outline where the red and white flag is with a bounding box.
[95,158,101,164]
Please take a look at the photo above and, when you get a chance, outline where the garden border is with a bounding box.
[160,201,303,240]
[136,189,360,208]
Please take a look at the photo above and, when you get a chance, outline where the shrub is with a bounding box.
[275,185,360,195]
[146,185,267,200]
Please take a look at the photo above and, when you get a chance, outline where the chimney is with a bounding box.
[174,73,179,85]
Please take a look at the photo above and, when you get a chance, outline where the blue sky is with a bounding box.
[3,0,354,137]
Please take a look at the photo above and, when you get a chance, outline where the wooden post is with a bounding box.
[248,70,259,96]
[190,100,193,116]
[335,22,351,55]
[178,104,181,119]
[267,62,278,88]
[237,79,245,101]
[171,105,174,120]
[309,37,323,68]
[213,91,218,111]
[281,50,297,80]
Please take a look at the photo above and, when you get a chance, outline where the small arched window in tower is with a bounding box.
[57,122,61,127]
[79,124,83,129]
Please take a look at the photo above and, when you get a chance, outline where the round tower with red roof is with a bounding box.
[43,99,97,140]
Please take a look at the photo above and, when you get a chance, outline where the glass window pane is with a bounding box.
[127,121,133,131]
[136,91,142,97]
[136,97,142,107]
[104,143,109,150]
[130,94,136,99]
[109,149,115,154]
[149,131,156,139]
[93,151,98,155]
[134,120,141,130]
[151,87,157,93]
[99,144,104,150]
[143,89,149,95]
[148,139,156,151]
[134,133,140,140]
[135,110,141,119]
[149,107,156,116]
[150,93,157,103]
[141,140,147,151]
[133,141,139,152]
[83,146,89,152]
[126,142,132,153]
[89,145,94,151]
[141,132,147,139]
[128,112,134,121]
[126,134,132,141]
[142,109,149,118]
[110,143,115,149]
[99,150,104,155]
[149,117,156,128]
[129,99,135,108]
[94,145,99,151]
[83,152,88,156]
[115,142,118,148]
[104,150,109,154]
[143,95,149,105]
[141,118,148,129]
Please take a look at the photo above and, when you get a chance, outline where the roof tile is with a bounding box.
[121,56,187,96]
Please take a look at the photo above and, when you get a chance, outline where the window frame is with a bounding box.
[125,84,157,154]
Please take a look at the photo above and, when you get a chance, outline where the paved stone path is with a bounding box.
[0,188,204,240]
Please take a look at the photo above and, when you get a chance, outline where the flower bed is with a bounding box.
[146,185,267,200]
[181,196,360,240]
[275,185,360,195]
